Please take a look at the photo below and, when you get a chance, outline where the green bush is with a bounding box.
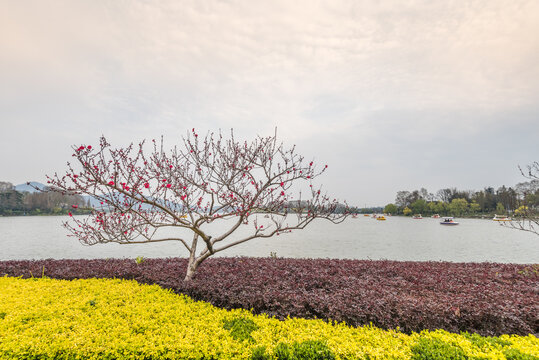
[274,342,293,359]
[504,348,539,360]
[411,337,467,360]
[274,340,335,360]
[250,346,270,360]
[222,316,259,342]
[461,332,511,348]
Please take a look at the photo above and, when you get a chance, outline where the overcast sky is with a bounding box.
[1,0,538,206]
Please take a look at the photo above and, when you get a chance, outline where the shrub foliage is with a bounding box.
[1,277,538,360]
[0,257,537,336]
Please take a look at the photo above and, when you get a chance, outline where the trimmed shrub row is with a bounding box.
[1,277,537,359]
[0,257,537,336]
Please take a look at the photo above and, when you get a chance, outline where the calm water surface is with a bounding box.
[1,215,538,263]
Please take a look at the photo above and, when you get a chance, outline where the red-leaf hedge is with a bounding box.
[1,258,536,336]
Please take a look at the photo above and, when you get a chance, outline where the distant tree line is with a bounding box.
[0,181,90,216]
[384,180,539,217]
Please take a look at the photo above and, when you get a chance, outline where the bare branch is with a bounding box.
[45,129,351,280]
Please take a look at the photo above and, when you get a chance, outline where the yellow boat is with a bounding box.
[376,215,386,221]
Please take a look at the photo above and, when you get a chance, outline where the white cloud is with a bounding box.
[1,0,538,204]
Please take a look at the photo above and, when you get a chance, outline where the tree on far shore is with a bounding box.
[41,129,349,281]
[383,203,397,215]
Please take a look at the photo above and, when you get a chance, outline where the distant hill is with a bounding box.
[14,182,47,193]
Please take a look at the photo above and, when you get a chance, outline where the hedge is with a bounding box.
[1,277,537,359]
[1,258,536,336]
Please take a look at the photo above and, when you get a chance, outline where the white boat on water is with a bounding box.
[440,217,459,225]
[412,214,423,219]
[493,214,511,221]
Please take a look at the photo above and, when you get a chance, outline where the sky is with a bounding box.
[1,0,538,206]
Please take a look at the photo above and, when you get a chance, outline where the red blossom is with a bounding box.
[72,205,78,209]
[50,132,347,282]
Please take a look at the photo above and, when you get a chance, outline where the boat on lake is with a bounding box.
[376,215,387,221]
[431,214,440,218]
[412,214,423,219]
[440,217,459,225]
[492,214,511,221]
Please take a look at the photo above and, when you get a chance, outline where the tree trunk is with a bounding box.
[184,244,200,282]
[184,259,198,282]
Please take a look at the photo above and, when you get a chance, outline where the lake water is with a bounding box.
[0,215,538,263]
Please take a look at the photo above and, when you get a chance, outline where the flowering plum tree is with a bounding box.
[44,130,349,280]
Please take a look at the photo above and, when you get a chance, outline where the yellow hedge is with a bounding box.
[0,277,537,359]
